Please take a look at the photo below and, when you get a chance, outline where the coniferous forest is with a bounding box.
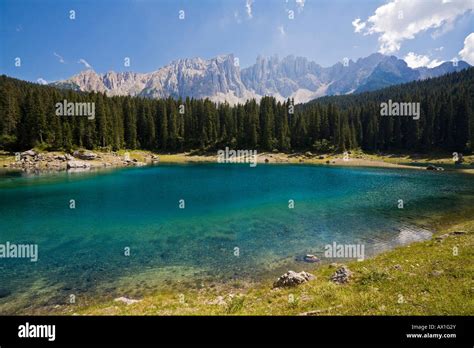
[0,68,473,154]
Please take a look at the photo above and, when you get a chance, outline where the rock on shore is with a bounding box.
[7,150,152,172]
[273,271,315,288]
[331,266,352,284]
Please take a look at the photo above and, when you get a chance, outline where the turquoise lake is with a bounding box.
[0,164,473,313]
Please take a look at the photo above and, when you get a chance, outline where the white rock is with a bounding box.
[113,297,142,305]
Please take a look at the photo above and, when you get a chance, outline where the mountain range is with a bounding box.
[51,53,470,104]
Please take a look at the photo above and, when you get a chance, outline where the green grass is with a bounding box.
[67,216,473,316]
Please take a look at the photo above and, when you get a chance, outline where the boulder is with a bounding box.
[67,160,90,169]
[331,266,352,284]
[20,149,37,159]
[73,151,98,160]
[273,271,315,288]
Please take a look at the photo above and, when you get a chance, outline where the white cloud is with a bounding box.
[246,0,253,19]
[353,0,474,54]
[296,0,305,13]
[278,25,286,36]
[404,52,444,68]
[352,18,366,33]
[234,11,242,24]
[53,52,65,64]
[459,32,474,65]
[78,58,92,69]
[36,78,48,85]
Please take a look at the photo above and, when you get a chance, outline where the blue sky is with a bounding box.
[1,0,473,83]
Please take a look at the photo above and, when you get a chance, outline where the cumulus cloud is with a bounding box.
[53,52,65,64]
[296,0,305,13]
[459,32,474,65]
[352,18,366,33]
[78,58,92,69]
[404,52,444,68]
[246,0,253,19]
[36,78,48,85]
[353,0,474,54]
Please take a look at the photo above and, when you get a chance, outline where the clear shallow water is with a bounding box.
[0,164,473,313]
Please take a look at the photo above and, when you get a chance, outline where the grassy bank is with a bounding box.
[58,211,473,316]
[4,149,472,173]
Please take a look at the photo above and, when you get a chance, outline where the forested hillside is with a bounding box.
[0,68,473,153]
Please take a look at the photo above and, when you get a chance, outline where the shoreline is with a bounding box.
[1,149,473,174]
[28,209,473,316]
[0,153,472,315]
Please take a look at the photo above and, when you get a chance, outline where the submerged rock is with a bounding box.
[273,271,315,288]
[303,254,320,263]
[426,164,444,171]
[331,266,352,284]
[0,288,11,298]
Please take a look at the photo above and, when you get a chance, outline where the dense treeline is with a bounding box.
[0,68,473,153]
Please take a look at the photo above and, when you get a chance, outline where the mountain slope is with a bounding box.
[51,53,470,104]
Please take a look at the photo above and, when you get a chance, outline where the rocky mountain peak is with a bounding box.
[52,53,471,104]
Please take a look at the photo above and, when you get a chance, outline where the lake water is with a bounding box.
[0,164,473,313]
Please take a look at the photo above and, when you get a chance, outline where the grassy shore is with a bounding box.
[48,209,472,316]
